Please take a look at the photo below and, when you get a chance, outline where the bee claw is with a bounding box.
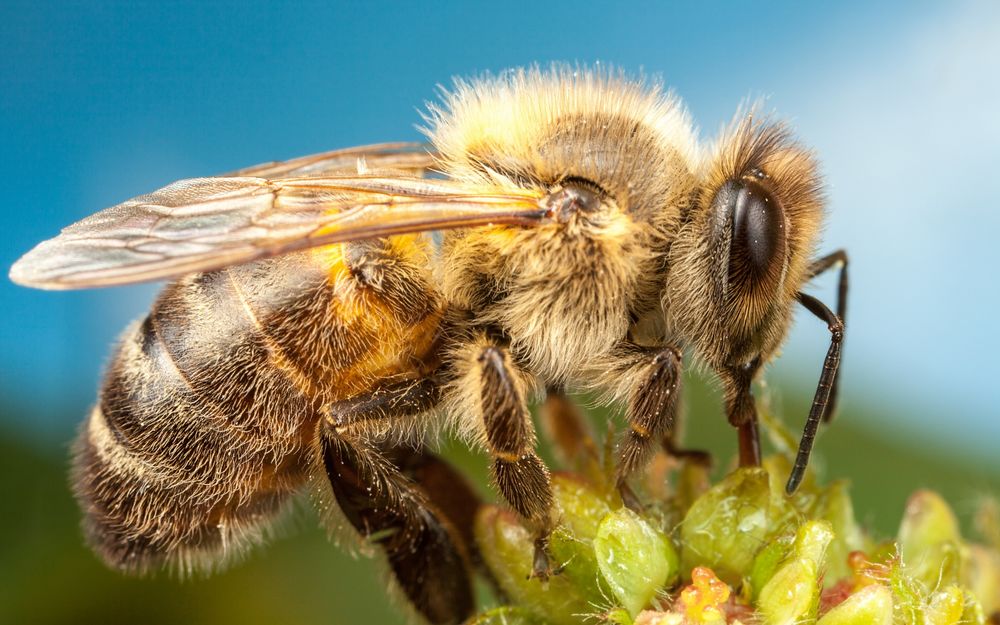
[618,480,645,512]
[528,536,556,582]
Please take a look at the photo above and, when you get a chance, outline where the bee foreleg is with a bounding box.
[720,358,763,467]
[611,344,683,509]
[320,430,474,625]
[786,292,844,494]
[477,345,555,581]
[807,249,849,423]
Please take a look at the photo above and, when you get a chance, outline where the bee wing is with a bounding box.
[10,174,548,290]
[224,142,437,178]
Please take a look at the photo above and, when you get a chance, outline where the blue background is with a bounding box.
[3,0,998,458]
[2,2,999,623]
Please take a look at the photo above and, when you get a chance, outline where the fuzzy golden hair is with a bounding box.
[426,65,699,194]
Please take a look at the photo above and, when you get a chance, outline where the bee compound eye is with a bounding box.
[728,179,786,287]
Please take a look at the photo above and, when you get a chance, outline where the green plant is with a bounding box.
[468,446,1000,625]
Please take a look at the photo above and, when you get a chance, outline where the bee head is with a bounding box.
[664,112,825,379]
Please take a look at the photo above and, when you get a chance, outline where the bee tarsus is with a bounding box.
[787,291,846,494]
[807,249,850,424]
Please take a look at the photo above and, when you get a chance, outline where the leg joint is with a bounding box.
[325,376,440,433]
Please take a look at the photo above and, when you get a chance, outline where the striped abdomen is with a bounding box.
[73,237,443,573]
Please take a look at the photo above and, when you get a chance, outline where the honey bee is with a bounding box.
[10,66,846,625]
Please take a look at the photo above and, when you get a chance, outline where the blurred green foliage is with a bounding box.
[2,375,997,625]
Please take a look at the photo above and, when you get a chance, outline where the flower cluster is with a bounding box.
[468,454,1000,625]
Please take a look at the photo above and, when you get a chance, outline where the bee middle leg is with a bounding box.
[610,343,683,509]
[320,426,475,625]
[475,344,555,580]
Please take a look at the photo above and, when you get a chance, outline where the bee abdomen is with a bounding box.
[73,243,445,574]
[73,265,323,573]
[73,407,300,573]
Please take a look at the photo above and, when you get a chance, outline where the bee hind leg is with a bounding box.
[476,345,555,581]
[328,376,441,433]
[320,430,475,625]
[386,446,493,582]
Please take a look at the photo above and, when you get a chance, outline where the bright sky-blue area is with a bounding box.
[2,1,997,462]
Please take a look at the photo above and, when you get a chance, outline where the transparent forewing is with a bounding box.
[225,142,438,178]
[10,175,547,290]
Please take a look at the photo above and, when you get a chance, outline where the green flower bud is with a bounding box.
[889,561,926,625]
[924,586,965,625]
[763,455,820,536]
[601,607,634,625]
[749,535,793,602]
[966,544,1000,615]
[551,473,613,540]
[680,468,771,585]
[594,507,678,616]
[812,480,868,582]
[897,490,967,590]
[474,505,590,625]
[546,474,617,603]
[464,606,547,625]
[795,520,835,567]
[958,592,988,625]
[757,521,833,625]
[548,526,609,605]
[816,584,894,625]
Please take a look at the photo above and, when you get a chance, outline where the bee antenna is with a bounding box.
[786,292,845,494]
